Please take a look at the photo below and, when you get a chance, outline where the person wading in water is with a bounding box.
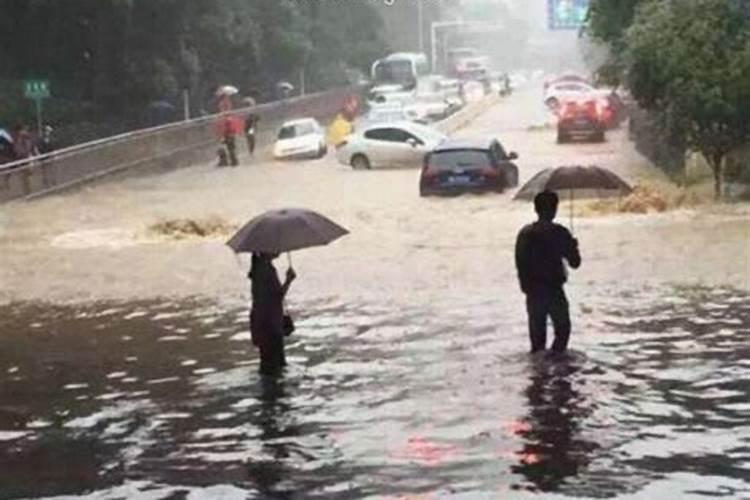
[515,191,582,354]
[249,253,296,376]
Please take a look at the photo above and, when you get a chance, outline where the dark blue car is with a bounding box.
[419,138,519,197]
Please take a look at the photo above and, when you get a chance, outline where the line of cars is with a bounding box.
[543,72,626,144]
[334,120,519,196]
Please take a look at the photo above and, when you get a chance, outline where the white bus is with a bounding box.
[371,52,430,90]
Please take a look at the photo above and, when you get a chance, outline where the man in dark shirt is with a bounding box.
[515,191,582,353]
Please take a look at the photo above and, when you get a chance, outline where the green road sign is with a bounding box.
[24,80,50,99]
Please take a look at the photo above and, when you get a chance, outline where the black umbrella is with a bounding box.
[514,165,633,230]
[227,208,349,259]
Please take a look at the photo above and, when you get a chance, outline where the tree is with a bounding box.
[624,0,750,198]
[583,0,642,85]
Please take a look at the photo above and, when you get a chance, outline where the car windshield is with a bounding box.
[428,150,491,171]
[278,122,316,139]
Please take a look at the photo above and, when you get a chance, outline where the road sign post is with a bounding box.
[23,80,51,137]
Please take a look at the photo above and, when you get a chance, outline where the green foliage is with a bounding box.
[0,0,388,132]
[583,0,642,85]
[624,0,750,196]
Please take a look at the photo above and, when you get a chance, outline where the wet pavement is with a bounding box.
[1,86,750,498]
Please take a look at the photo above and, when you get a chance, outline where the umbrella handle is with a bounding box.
[569,189,574,234]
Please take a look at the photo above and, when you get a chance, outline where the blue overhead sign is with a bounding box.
[548,0,589,30]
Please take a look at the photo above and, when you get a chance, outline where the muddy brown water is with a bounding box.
[1,88,749,498]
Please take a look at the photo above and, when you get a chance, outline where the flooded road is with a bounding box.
[1,87,749,498]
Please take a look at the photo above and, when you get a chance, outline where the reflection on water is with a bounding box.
[511,354,598,494]
[1,286,750,498]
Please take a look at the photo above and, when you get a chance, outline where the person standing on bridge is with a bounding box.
[515,191,582,354]
[244,112,258,156]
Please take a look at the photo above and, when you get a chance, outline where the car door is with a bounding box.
[402,130,432,167]
[362,128,393,167]
[385,127,421,167]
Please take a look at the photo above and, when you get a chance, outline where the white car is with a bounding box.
[335,121,446,169]
[355,105,411,129]
[543,81,596,109]
[273,118,327,160]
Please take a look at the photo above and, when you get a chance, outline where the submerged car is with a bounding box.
[556,99,606,143]
[335,121,446,169]
[419,138,519,197]
[273,118,327,159]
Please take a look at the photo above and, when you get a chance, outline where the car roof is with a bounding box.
[362,120,432,132]
[432,137,500,152]
[281,118,318,127]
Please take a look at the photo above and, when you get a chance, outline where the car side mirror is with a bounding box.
[407,138,418,147]
[508,152,519,160]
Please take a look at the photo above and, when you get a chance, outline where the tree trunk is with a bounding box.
[710,153,725,200]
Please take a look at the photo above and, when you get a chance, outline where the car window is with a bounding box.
[490,142,507,161]
[278,126,296,139]
[295,122,317,136]
[427,150,493,171]
[364,128,401,142]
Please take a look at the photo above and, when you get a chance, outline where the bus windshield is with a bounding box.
[373,60,415,85]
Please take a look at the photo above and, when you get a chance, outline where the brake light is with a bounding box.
[422,166,439,178]
[480,166,499,177]
[597,98,612,120]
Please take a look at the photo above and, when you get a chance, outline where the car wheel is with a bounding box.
[504,164,519,188]
[351,154,371,170]
[545,97,559,110]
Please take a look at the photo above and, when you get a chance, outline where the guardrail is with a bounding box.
[0,86,363,203]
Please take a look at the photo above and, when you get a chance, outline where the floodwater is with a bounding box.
[1,86,750,499]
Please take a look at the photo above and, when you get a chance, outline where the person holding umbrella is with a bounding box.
[227,208,349,376]
[249,252,296,376]
[515,191,581,354]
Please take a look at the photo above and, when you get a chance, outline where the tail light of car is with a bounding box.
[597,98,612,121]
[422,166,440,179]
[480,166,500,177]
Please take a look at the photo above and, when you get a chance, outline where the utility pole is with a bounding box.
[417,0,425,54]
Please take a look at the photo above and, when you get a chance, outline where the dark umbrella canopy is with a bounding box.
[514,165,632,201]
[227,208,349,254]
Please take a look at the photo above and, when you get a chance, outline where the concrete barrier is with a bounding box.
[0,86,364,203]
[434,93,501,135]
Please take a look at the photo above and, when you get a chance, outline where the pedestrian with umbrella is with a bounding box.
[227,208,349,376]
[515,191,581,355]
[513,165,632,354]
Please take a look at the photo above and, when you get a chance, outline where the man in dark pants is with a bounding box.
[515,191,582,353]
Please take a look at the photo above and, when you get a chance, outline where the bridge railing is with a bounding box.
[0,86,362,203]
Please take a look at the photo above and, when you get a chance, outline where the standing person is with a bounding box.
[249,253,296,376]
[244,113,258,156]
[216,116,240,167]
[12,124,35,160]
[515,191,582,354]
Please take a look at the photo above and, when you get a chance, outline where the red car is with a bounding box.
[556,98,607,143]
